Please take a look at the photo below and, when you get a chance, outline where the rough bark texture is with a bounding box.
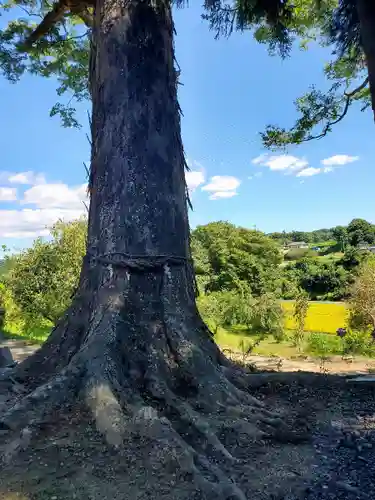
[357,0,375,120]
[0,1,298,497]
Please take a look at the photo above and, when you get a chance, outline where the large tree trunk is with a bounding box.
[357,0,375,120]
[0,0,294,497]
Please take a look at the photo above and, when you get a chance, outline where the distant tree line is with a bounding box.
[268,218,375,248]
[268,229,335,245]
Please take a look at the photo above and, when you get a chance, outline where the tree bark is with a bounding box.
[356,0,375,120]
[0,1,295,496]
[17,0,209,382]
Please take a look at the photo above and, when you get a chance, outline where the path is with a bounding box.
[0,338,39,364]
[3,337,375,375]
[222,348,375,375]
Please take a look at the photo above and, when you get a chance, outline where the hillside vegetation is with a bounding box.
[1,218,375,362]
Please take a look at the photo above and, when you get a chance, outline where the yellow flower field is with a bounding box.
[282,301,348,334]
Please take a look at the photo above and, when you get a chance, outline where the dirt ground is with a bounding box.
[1,340,375,499]
[5,338,375,375]
[220,344,375,375]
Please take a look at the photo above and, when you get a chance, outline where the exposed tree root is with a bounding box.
[0,332,311,499]
[0,269,313,499]
[0,366,81,431]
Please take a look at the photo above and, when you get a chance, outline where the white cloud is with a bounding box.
[22,182,88,210]
[0,179,89,238]
[7,171,46,185]
[252,154,268,165]
[185,171,205,192]
[202,175,240,192]
[251,152,356,180]
[202,175,241,200]
[0,208,85,238]
[296,167,322,177]
[321,154,359,166]
[0,187,17,201]
[209,191,238,200]
[0,171,89,238]
[252,154,308,174]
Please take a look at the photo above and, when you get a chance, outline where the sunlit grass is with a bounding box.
[4,321,51,344]
[215,327,299,357]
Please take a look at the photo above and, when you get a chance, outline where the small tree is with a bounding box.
[249,293,285,343]
[306,333,337,373]
[225,290,285,362]
[196,293,225,336]
[198,290,284,354]
[292,290,309,348]
[333,226,348,252]
[349,258,375,333]
[7,218,86,324]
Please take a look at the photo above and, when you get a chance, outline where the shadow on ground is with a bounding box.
[0,368,375,499]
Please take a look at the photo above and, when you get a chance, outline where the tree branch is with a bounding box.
[40,31,89,47]
[75,9,93,28]
[345,76,369,98]
[22,0,67,48]
[21,0,93,49]
[298,77,369,143]
[18,5,43,20]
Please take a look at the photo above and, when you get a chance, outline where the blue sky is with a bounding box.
[0,3,374,251]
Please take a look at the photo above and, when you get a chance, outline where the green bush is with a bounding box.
[284,248,310,261]
[306,330,375,358]
[341,329,375,357]
[305,332,342,356]
[197,290,285,342]
[6,218,86,325]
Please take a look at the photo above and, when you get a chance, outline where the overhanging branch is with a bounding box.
[21,0,94,49]
[262,75,370,149]
[75,9,93,28]
[345,76,369,98]
[296,77,369,143]
[22,0,67,48]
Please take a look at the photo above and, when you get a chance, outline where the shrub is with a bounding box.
[341,329,375,357]
[348,258,375,332]
[6,218,86,325]
[197,290,285,342]
[306,332,342,356]
[284,248,310,261]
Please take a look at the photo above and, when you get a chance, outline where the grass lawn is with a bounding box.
[316,252,344,263]
[215,327,299,357]
[308,240,337,248]
[215,325,349,360]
